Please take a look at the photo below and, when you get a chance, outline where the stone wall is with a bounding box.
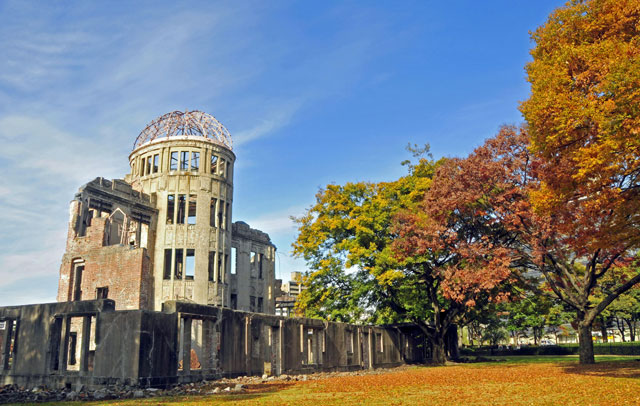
[0,300,430,390]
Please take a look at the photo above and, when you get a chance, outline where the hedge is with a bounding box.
[460,342,640,356]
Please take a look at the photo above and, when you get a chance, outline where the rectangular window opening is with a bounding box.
[210,154,218,174]
[226,202,230,229]
[174,249,184,279]
[257,297,263,313]
[210,198,217,227]
[164,249,172,280]
[218,203,224,230]
[146,156,151,175]
[191,151,200,171]
[96,286,108,299]
[180,151,189,171]
[177,194,186,224]
[73,263,84,301]
[140,157,146,176]
[170,152,178,171]
[218,158,226,177]
[68,332,78,366]
[208,252,215,281]
[187,195,197,224]
[153,154,159,173]
[167,195,175,224]
[258,253,263,279]
[230,247,237,274]
[230,294,237,310]
[185,249,195,280]
[217,253,223,282]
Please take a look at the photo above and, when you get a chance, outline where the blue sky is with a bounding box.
[0,0,564,305]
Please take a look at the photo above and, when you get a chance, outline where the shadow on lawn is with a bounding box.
[561,360,640,379]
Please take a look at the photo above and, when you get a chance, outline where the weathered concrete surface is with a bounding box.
[1,300,430,390]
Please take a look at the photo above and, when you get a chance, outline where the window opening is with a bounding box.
[210,198,217,227]
[177,194,186,224]
[153,154,159,173]
[250,296,256,312]
[170,152,178,171]
[146,156,151,175]
[96,287,108,299]
[218,158,226,177]
[73,263,84,301]
[258,253,263,279]
[217,253,223,282]
[231,247,237,274]
[218,202,224,229]
[164,249,172,279]
[167,195,175,224]
[230,294,237,309]
[174,249,184,279]
[68,332,78,366]
[140,157,146,176]
[257,297,263,313]
[226,202,230,229]
[185,249,195,280]
[250,251,256,277]
[210,154,218,174]
[188,195,197,224]
[180,151,189,171]
[191,151,199,171]
[208,252,215,281]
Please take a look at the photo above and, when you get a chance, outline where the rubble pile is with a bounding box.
[0,366,410,404]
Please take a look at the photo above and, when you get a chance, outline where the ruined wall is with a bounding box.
[230,221,278,314]
[58,213,153,310]
[57,178,157,311]
[1,300,430,390]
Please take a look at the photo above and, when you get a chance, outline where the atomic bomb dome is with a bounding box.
[133,110,233,150]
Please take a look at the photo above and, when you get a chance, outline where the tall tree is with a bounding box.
[391,129,531,362]
[292,148,439,323]
[520,0,640,363]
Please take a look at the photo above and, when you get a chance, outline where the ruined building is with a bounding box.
[0,111,445,390]
[57,111,279,313]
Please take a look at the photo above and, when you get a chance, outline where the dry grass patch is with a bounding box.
[32,359,640,406]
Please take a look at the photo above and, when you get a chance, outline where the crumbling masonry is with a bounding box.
[0,111,443,389]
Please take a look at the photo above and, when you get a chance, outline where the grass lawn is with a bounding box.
[29,357,640,406]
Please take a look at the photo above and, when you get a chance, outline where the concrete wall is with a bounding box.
[1,300,429,390]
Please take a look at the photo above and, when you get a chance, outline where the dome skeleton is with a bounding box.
[133,110,233,150]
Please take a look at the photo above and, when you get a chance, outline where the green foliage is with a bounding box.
[291,150,439,324]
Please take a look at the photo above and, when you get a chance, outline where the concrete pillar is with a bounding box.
[58,317,70,372]
[1,319,13,370]
[182,317,192,373]
[79,316,92,372]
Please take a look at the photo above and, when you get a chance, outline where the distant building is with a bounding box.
[275,271,307,317]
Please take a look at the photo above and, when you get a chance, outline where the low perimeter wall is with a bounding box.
[0,300,430,389]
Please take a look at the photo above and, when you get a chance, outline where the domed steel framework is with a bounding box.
[133,110,233,150]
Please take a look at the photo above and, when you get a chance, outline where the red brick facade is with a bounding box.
[57,201,153,310]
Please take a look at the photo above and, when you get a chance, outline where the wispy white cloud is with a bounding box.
[0,1,400,305]
[233,99,304,147]
[241,204,307,236]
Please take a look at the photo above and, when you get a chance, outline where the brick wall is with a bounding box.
[57,208,153,310]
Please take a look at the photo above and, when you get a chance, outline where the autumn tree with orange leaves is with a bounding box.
[520,0,640,363]
[393,126,531,363]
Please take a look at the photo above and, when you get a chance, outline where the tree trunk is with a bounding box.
[578,322,595,364]
[446,325,460,360]
[430,335,446,365]
[600,322,608,343]
[614,317,625,342]
[626,319,636,342]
